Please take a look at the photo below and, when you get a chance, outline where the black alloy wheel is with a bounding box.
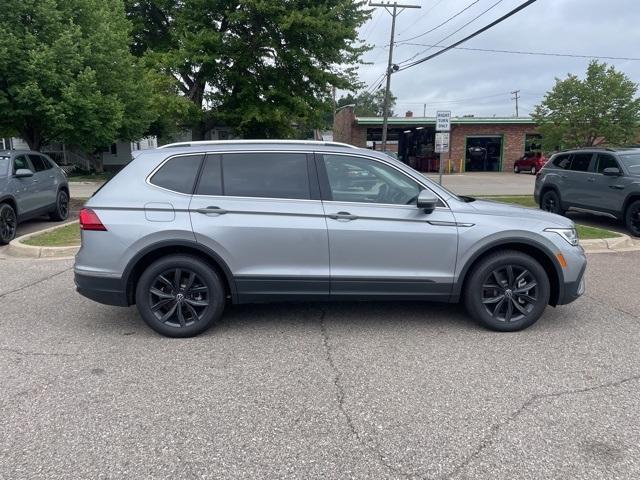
[136,255,225,337]
[50,190,69,221]
[514,165,520,173]
[541,190,563,215]
[0,204,17,245]
[625,200,640,237]
[148,268,210,328]
[481,265,538,323]
[530,166,536,175]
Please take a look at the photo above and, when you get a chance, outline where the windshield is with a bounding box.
[620,152,640,174]
[0,157,9,176]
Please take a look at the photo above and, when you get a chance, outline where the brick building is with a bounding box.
[333,106,541,173]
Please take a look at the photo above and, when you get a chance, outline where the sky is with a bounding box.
[354,0,640,118]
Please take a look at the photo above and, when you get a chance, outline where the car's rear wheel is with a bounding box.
[624,199,640,237]
[530,166,536,174]
[0,203,17,245]
[514,165,520,173]
[540,190,564,215]
[464,251,550,332]
[49,190,69,221]
[135,255,225,337]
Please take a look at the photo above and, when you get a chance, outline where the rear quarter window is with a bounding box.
[149,154,203,194]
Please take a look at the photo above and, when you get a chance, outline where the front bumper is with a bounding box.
[556,260,587,305]
[75,272,129,307]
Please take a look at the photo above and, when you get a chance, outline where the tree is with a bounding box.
[124,1,370,139]
[532,61,640,150]
[0,0,157,151]
[337,89,397,117]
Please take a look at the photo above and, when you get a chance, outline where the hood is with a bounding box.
[468,199,573,227]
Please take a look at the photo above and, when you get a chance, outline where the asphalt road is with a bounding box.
[1,251,639,479]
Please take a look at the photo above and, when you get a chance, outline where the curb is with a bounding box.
[580,233,640,253]
[7,221,80,259]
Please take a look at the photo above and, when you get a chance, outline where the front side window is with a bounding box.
[552,154,571,170]
[323,155,421,205]
[569,153,593,172]
[619,153,640,175]
[150,154,203,194]
[595,154,619,173]
[13,155,30,172]
[222,153,310,199]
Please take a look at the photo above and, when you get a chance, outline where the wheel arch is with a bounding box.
[454,240,563,307]
[622,192,640,217]
[0,195,18,216]
[123,240,237,306]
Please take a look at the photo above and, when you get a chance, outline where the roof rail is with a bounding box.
[157,139,358,149]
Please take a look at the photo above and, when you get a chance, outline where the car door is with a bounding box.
[588,153,628,213]
[11,154,39,215]
[317,153,458,300]
[28,154,57,208]
[563,152,595,207]
[189,151,330,302]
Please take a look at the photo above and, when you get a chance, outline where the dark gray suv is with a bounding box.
[535,148,640,236]
[0,150,70,244]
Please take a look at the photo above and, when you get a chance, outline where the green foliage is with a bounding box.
[532,61,640,151]
[337,89,397,117]
[0,0,156,150]
[125,0,371,139]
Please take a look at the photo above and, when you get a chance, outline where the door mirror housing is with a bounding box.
[417,190,438,213]
[602,167,622,177]
[14,168,34,178]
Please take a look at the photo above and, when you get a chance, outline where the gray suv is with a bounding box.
[74,140,586,337]
[0,150,70,244]
[535,147,640,236]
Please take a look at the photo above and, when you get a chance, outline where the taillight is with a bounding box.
[79,208,107,231]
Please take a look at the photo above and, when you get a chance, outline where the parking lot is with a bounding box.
[1,249,639,479]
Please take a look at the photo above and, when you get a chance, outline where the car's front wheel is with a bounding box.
[514,165,520,173]
[135,255,225,337]
[625,199,640,237]
[0,203,17,245]
[540,190,564,215]
[49,189,69,221]
[464,250,550,332]
[530,166,536,174]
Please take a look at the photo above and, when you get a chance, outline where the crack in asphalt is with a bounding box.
[443,374,640,480]
[0,347,80,358]
[0,266,72,300]
[584,293,640,324]
[318,308,422,480]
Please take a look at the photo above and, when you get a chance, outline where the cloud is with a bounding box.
[356,0,640,117]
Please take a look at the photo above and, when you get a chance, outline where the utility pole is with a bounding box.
[423,103,426,117]
[511,89,520,117]
[370,1,421,152]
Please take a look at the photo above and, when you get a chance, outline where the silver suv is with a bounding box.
[74,141,586,337]
[535,147,640,236]
[0,150,70,244]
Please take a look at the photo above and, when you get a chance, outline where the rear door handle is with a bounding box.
[195,206,228,215]
[328,211,358,221]
[560,174,568,179]
[587,177,596,182]
[609,185,625,190]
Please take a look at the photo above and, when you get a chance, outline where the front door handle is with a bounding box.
[195,206,228,215]
[328,211,358,221]
[609,185,625,190]
[587,177,596,182]
[560,174,568,179]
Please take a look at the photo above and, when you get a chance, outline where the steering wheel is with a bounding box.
[376,183,389,203]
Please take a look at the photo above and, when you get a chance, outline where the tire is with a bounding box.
[530,166,536,175]
[514,165,520,174]
[135,254,225,337]
[540,189,565,215]
[625,199,640,237]
[0,203,17,245]
[49,189,69,221]
[463,250,550,332]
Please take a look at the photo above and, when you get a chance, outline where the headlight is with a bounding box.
[545,227,579,246]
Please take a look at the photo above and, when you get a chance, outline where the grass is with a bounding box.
[24,222,81,247]
[479,195,621,239]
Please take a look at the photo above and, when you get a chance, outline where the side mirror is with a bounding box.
[602,167,621,177]
[14,168,34,178]
[417,190,438,213]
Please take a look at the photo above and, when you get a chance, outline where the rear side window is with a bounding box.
[222,153,310,199]
[150,154,203,194]
[569,153,593,172]
[29,154,50,172]
[595,154,619,173]
[196,155,222,196]
[552,154,571,170]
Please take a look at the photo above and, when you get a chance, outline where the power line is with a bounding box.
[397,0,506,65]
[394,43,640,61]
[396,0,447,38]
[399,0,480,43]
[395,91,513,105]
[398,0,540,72]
